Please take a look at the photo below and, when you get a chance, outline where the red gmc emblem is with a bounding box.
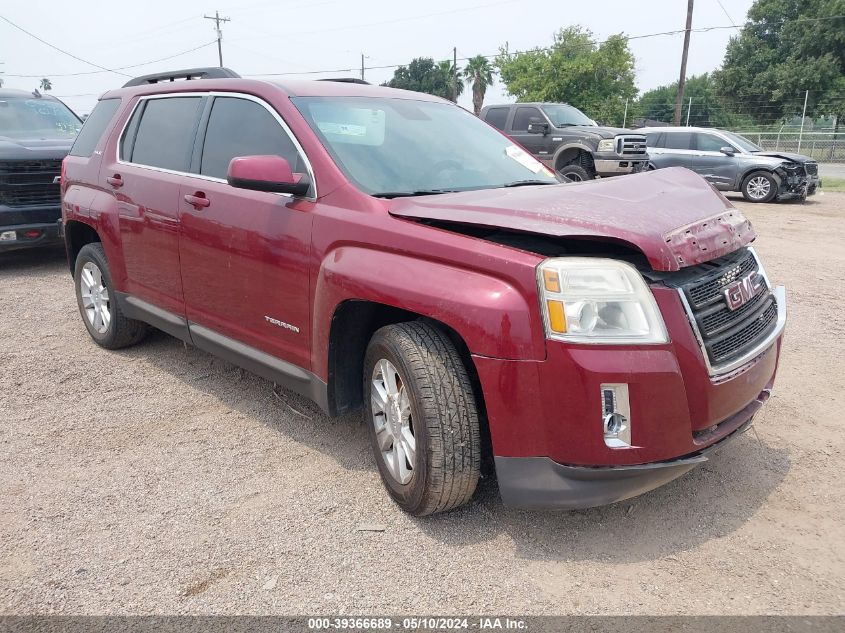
[724,272,764,310]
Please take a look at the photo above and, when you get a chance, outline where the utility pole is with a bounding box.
[673,0,694,126]
[361,54,365,81]
[686,97,692,126]
[453,47,458,103]
[204,11,231,67]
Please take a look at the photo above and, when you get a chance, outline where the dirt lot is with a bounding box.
[1,191,844,616]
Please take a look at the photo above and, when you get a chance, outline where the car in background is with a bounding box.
[0,88,81,252]
[480,102,648,181]
[639,126,819,203]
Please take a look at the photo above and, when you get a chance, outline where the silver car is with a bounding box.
[639,126,820,202]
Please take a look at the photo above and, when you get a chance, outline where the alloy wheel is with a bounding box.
[80,261,111,334]
[747,176,771,200]
[371,358,416,485]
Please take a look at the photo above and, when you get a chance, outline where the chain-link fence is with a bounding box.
[730,131,845,162]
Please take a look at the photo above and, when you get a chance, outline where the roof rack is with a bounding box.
[318,78,370,85]
[122,67,241,88]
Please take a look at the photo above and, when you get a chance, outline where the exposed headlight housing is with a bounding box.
[597,139,616,153]
[537,258,669,344]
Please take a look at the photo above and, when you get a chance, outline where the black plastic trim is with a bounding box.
[118,293,191,342]
[189,323,330,413]
[495,418,753,510]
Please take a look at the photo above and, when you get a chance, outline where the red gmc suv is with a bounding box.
[62,68,786,516]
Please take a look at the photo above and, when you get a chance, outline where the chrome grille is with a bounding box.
[616,135,648,156]
[679,248,779,368]
[0,160,62,207]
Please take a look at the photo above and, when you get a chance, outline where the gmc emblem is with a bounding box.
[724,272,764,310]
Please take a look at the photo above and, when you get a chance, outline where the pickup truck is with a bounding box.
[480,102,648,181]
[62,68,786,515]
[1,88,80,252]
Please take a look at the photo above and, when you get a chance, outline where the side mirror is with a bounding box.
[719,146,736,156]
[527,117,549,135]
[227,155,311,196]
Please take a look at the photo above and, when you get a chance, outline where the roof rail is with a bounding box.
[122,67,240,88]
[318,78,370,85]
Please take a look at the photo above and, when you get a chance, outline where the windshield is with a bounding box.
[721,131,762,153]
[292,97,557,196]
[0,97,81,140]
[540,104,595,127]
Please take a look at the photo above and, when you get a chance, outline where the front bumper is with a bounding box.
[0,220,63,252]
[496,408,757,509]
[594,157,648,177]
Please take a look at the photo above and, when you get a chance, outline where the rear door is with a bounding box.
[109,94,204,315]
[178,94,314,369]
[691,131,738,189]
[647,131,694,170]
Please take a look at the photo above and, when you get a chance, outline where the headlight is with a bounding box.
[537,258,669,344]
[597,139,616,153]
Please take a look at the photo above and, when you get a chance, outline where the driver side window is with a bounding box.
[511,107,542,132]
[696,133,730,153]
[200,96,304,180]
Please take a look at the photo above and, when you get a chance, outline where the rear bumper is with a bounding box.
[496,411,756,510]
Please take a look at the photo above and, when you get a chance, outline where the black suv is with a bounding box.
[480,102,648,181]
[0,89,81,252]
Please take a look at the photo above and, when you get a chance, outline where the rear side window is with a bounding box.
[484,107,509,131]
[128,97,202,171]
[69,98,120,157]
[200,96,302,179]
[663,132,693,150]
[512,106,542,132]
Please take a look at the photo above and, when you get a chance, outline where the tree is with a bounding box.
[635,73,753,128]
[39,78,52,91]
[383,57,461,102]
[463,55,495,116]
[495,26,638,126]
[713,0,845,126]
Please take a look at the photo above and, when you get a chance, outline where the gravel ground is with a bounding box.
[1,191,844,616]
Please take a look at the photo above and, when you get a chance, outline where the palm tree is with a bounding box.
[463,56,495,116]
[39,78,52,91]
[437,60,463,102]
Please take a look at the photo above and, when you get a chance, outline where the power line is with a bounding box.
[0,14,131,78]
[2,41,218,78]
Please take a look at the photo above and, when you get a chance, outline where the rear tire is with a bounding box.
[74,243,147,349]
[363,322,481,516]
[741,171,777,203]
[557,164,593,182]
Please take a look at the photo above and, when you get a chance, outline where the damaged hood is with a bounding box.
[389,167,755,272]
[755,151,814,164]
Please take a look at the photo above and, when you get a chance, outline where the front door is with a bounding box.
[178,95,314,370]
[110,95,205,315]
[508,105,553,164]
[691,132,738,190]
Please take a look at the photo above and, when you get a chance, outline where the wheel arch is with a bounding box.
[64,220,101,274]
[553,143,595,171]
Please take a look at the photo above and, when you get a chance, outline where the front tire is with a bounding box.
[741,171,777,203]
[74,243,147,349]
[364,322,481,516]
[557,163,593,182]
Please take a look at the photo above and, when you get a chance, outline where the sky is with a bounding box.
[0,0,756,116]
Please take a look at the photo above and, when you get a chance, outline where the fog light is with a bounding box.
[601,383,632,448]
[0,231,16,242]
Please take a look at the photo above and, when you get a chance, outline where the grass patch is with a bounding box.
[822,177,845,192]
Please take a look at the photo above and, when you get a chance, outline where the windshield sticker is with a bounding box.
[505,145,545,174]
[317,122,367,137]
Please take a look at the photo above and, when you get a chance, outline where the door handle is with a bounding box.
[184,192,211,210]
[106,174,123,188]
